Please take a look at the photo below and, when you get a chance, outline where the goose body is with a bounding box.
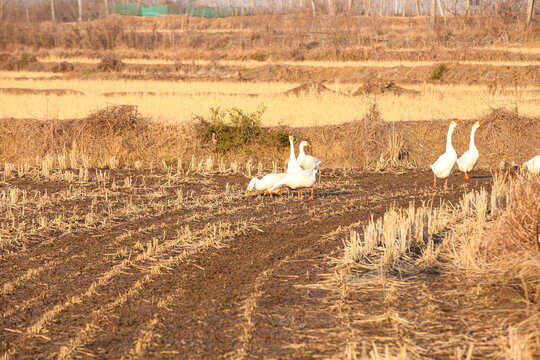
[297,141,322,170]
[430,119,460,188]
[524,155,540,174]
[247,173,286,193]
[457,121,482,178]
[266,168,318,199]
[286,132,303,174]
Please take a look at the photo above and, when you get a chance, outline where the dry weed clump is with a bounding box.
[478,174,540,288]
[341,171,538,278]
[495,175,540,254]
[51,61,74,73]
[352,80,419,96]
[0,52,37,71]
[0,105,151,164]
[342,202,448,274]
[450,174,540,355]
[333,173,540,357]
[284,80,335,96]
[97,55,125,72]
[305,104,411,170]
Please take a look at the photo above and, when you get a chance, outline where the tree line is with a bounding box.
[0,0,535,24]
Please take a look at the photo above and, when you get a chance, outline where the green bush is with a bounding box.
[20,53,37,66]
[201,106,263,153]
[200,106,288,154]
[431,63,449,80]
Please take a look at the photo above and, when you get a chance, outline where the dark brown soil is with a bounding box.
[0,168,527,358]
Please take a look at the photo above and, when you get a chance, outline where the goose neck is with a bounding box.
[446,124,456,152]
[469,125,478,149]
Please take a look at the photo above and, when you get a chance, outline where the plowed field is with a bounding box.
[1,168,505,359]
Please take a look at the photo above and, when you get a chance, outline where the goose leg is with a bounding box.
[444,177,449,189]
[298,189,302,199]
[432,174,437,188]
[280,187,283,197]
[464,172,469,179]
[310,186,314,199]
[269,191,273,199]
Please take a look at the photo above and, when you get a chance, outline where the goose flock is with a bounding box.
[247,132,321,199]
[247,121,539,198]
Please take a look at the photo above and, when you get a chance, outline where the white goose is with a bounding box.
[297,141,321,170]
[265,168,318,199]
[286,131,303,174]
[247,173,286,198]
[457,121,482,179]
[523,155,540,174]
[430,119,460,188]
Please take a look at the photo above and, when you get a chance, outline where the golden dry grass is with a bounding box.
[0,71,60,79]
[1,77,539,125]
[331,172,540,358]
[39,56,540,67]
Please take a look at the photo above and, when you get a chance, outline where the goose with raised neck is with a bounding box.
[430,119,460,188]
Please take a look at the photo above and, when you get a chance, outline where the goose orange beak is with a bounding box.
[306,141,312,146]
[453,119,461,124]
[289,131,292,136]
[478,121,483,126]
[246,189,251,194]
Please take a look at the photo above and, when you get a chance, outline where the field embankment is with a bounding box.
[1,106,538,172]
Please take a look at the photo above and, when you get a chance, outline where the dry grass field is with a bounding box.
[1,77,539,125]
[1,13,540,359]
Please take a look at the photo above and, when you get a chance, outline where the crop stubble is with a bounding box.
[1,165,514,359]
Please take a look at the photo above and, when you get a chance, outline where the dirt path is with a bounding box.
[0,169,495,358]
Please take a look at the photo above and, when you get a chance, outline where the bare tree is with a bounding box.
[328,0,336,15]
[347,0,352,15]
[311,0,316,15]
[415,0,420,15]
[50,0,55,21]
[437,0,445,16]
[78,0,82,21]
[430,0,436,25]
[364,0,371,15]
[527,0,535,25]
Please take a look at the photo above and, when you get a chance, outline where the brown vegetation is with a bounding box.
[0,88,84,95]
[96,55,125,72]
[51,61,74,73]
[284,80,335,96]
[352,79,420,95]
[0,106,538,170]
[0,15,538,62]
